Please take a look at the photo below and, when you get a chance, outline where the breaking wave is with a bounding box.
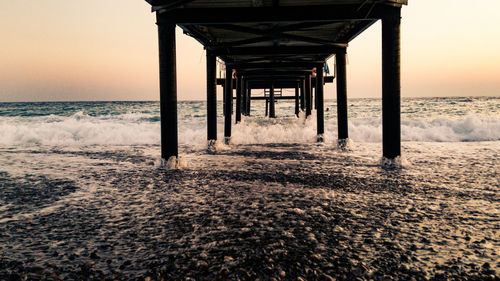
[0,111,498,146]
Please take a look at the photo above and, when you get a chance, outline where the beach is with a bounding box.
[2,0,500,278]
[0,98,499,280]
[0,140,498,280]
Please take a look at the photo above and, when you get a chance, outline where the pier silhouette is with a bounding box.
[146,0,407,163]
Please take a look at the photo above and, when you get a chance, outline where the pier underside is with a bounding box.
[147,0,406,162]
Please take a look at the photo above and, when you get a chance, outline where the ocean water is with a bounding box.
[0,96,499,146]
[0,97,499,279]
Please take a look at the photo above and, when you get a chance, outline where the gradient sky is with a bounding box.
[0,0,499,102]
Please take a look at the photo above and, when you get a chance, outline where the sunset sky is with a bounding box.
[0,0,499,102]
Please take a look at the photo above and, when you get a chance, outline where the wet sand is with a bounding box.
[0,142,498,280]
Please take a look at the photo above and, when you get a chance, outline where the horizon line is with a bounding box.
[0,95,496,103]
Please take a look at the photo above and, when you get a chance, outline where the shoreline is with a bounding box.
[0,142,498,280]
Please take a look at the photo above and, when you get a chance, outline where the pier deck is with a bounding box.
[146,0,408,163]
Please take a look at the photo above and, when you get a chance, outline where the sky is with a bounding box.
[0,0,499,102]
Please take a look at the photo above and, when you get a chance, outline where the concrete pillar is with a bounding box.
[316,64,325,142]
[336,50,349,148]
[157,21,177,161]
[247,87,252,115]
[269,82,276,118]
[382,7,402,160]
[300,79,305,111]
[314,85,317,110]
[236,74,242,123]
[265,95,269,116]
[242,79,248,116]
[224,67,233,144]
[305,74,312,117]
[222,84,226,116]
[206,52,217,146]
[294,82,300,117]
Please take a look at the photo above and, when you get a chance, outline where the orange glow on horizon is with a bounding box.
[0,0,499,102]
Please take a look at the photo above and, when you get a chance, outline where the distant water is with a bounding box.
[0,96,499,146]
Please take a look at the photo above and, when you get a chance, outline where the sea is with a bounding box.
[0,96,499,279]
[0,97,499,146]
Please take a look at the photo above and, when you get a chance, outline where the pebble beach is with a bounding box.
[0,141,498,280]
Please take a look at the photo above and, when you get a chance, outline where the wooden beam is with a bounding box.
[344,20,377,42]
[179,25,214,46]
[241,69,312,74]
[211,45,347,56]
[243,96,296,100]
[273,22,340,33]
[156,4,400,24]
[222,55,307,64]
[217,76,334,86]
[220,36,274,48]
[215,24,342,46]
[149,0,407,9]
[149,0,196,12]
[230,62,322,69]
[249,82,304,89]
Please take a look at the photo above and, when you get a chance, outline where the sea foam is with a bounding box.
[0,111,499,146]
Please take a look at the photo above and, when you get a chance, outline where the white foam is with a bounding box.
[159,156,187,170]
[0,112,161,145]
[348,115,500,143]
[380,156,408,169]
[0,112,498,146]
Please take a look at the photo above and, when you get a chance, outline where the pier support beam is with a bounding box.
[247,87,251,115]
[314,85,317,110]
[236,74,242,123]
[222,84,226,116]
[224,67,233,144]
[305,74,312,117]
[316,64,325,142]
[243,79,248,116]
[158,21,178,161]
[295,82,300,117]
[300,79,305,111]
[206,51,217,147]
[336,49,349,148]
[265,97,268,116]
[269,82,276,118]
[382,8,401,160]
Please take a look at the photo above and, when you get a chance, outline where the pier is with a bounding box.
[147,0,407,162]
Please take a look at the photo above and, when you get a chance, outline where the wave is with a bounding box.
[0,112,499,146]
[350,116,500,143]
[0,112,161,146]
